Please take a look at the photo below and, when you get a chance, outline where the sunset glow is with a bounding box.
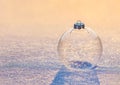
[0,0,120,37]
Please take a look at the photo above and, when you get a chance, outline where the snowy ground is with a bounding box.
[0,36,119,85]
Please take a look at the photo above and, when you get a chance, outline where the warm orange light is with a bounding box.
[0,0,120,37]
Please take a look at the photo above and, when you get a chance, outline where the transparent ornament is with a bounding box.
[57,20,103,71]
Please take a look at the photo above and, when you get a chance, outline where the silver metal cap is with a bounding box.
[74,20,85,29]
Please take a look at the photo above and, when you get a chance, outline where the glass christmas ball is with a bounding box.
[57,20,102,71]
